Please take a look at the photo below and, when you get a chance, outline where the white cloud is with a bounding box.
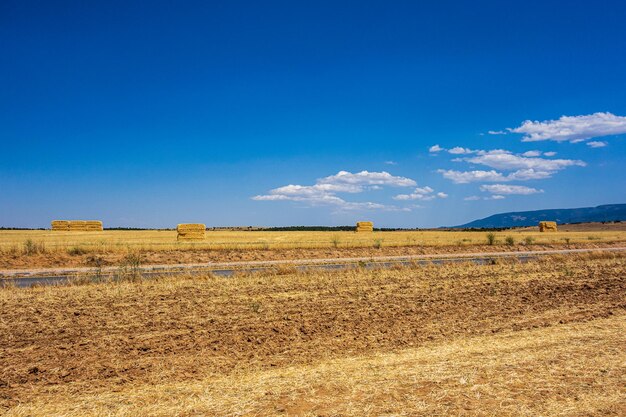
[252,170,416,211]
[429,144,443,153]
[251,194,291,201]
[282,184,353,195]
[438,169,505,183]
[464,195,506,201]
[448,146,476,155]
[414,186,434,194]
[318,170,416,189]
[384,160,398,165]
[340,201,410,211]
[509,112,626,143]
[464,150,586,172]
[479,184,543,195]
[506,169,553,181]
[252,191,406,211]
[488,130,506,135]
[437,168,553,184]
[394,194,429,201]
[438,147,584,190]
[393,185,447,201]
[587,141,608,148]
[393,188,434,201]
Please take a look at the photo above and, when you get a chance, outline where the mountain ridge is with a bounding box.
[456,204,626,228]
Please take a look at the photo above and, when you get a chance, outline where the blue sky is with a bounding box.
[1,0,625,228]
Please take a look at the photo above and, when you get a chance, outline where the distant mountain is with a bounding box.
[456,204,626,229]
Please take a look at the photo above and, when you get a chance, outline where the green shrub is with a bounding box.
[486,233,497,246]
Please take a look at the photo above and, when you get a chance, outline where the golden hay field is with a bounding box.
[1,253,624,415]
[1,227,625,253]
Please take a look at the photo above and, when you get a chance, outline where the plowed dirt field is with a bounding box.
[1,253,625,415]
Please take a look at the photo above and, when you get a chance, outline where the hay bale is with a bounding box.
[51,220,70,231]
[54,220,102,231]
[539,221,557,232]
[177,223,206,232]
[177,223,206,240]
[84,220,103,231]
[356,221,374,232]
[68,220,87,231]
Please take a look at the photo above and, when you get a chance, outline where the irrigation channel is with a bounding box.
[2,247,625,288]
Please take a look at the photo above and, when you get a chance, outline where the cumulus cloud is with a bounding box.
[252,170,416,211]
[393,186,448,201]
[318,170,416,189]
[509,112,626,143]
[437,168,553,184]
[435,146,584,194]
[479,184,543,195]
[587,141,608,148]
[429,144,443,153]
[464,195,506,201]
[252,190,406,211]
[429,145,479,155]
[448,146,476,155]
[506,169,554,181]
[464,149,586,172]
[438,169,505,183]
